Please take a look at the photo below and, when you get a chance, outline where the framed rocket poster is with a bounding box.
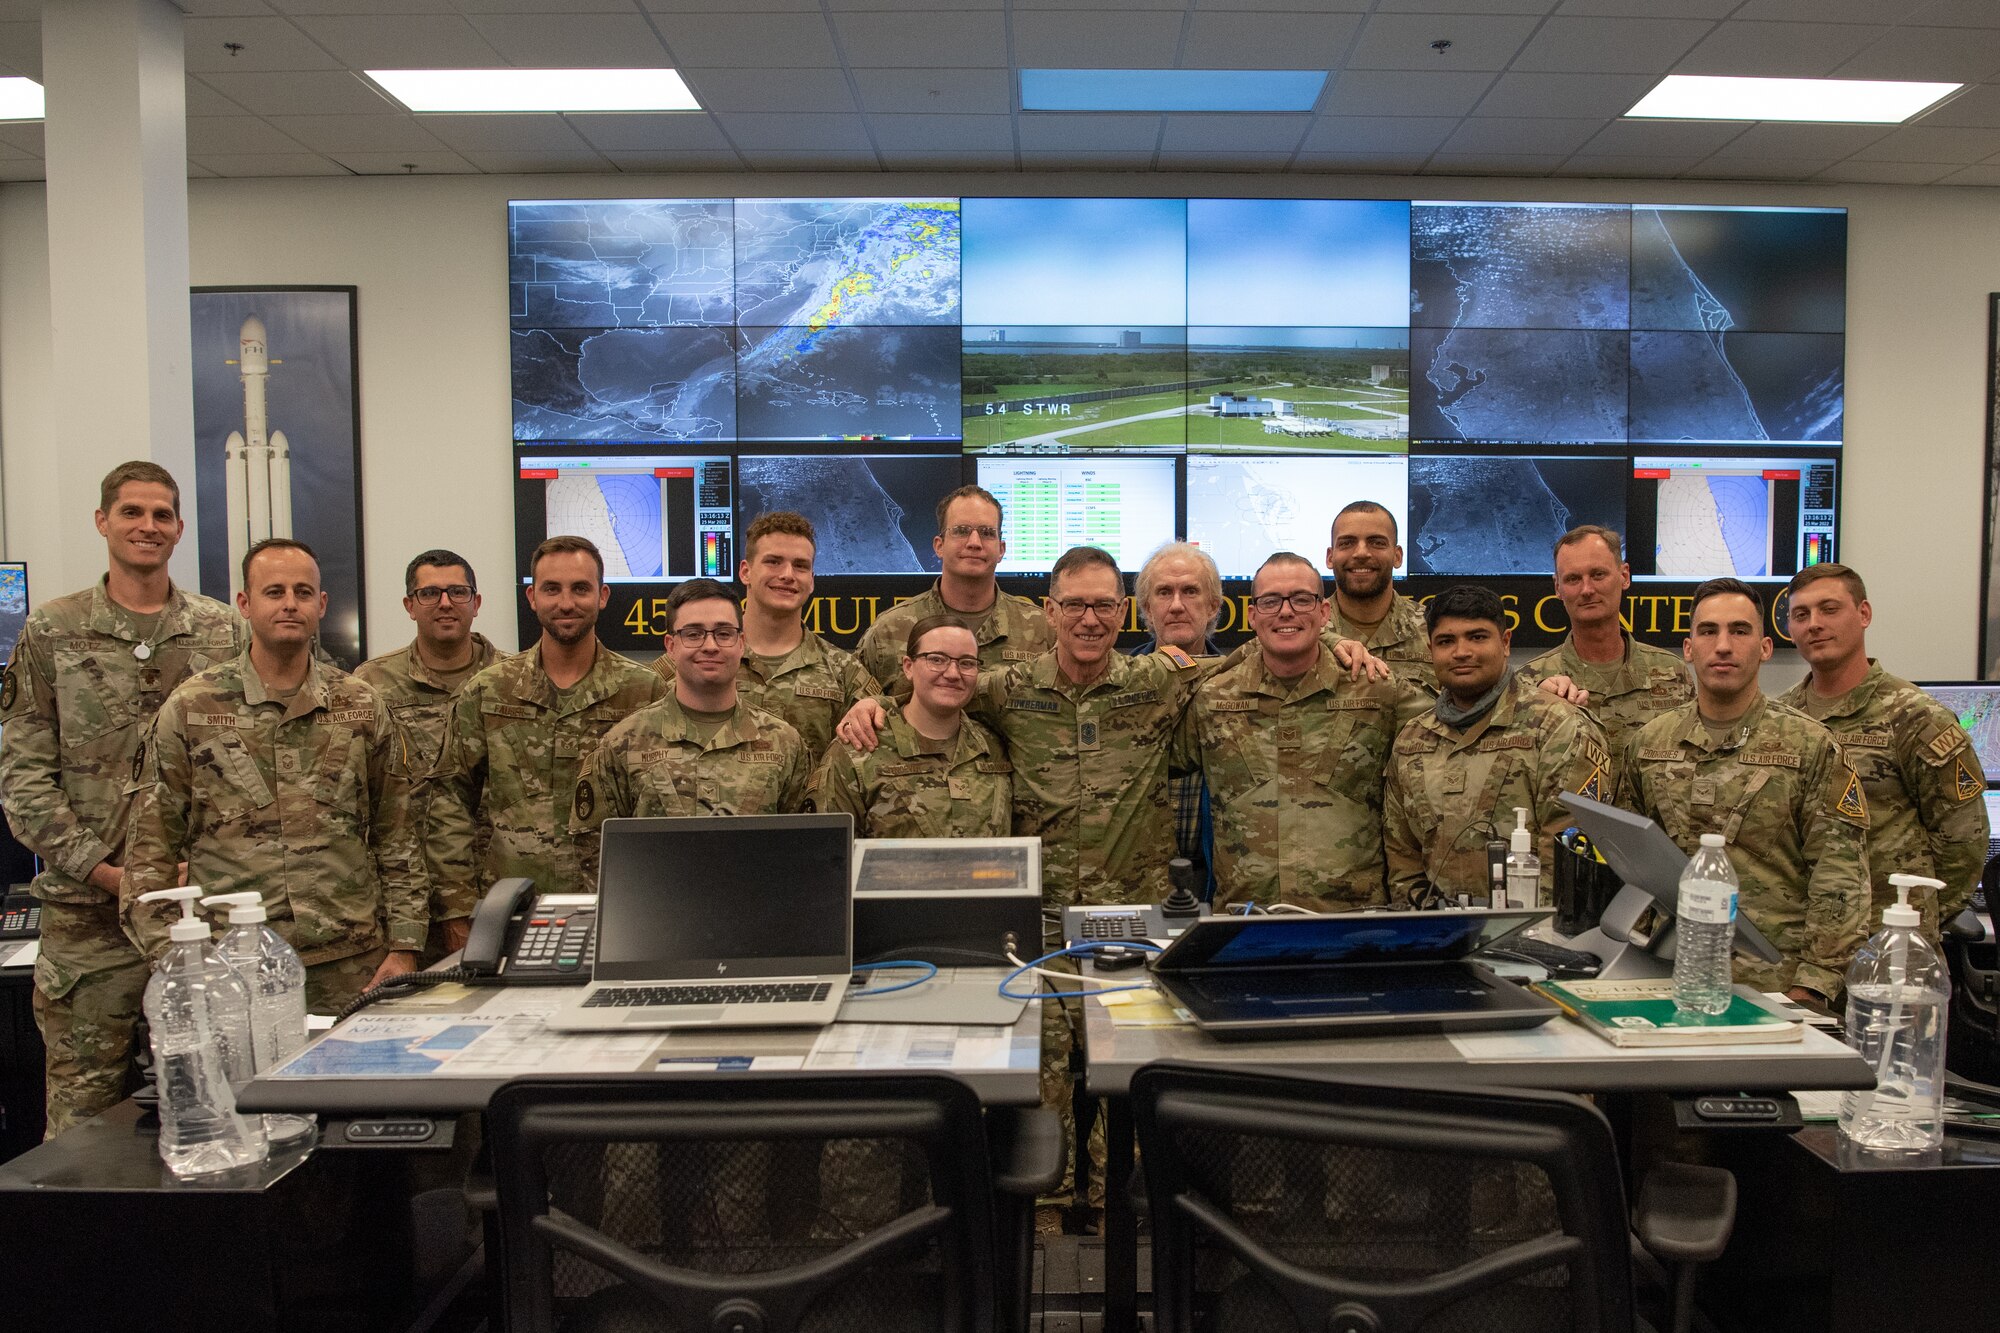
[190,286,367,668]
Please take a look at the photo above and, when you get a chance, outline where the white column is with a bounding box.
[42,0,194,590]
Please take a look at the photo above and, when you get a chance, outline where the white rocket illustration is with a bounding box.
[222,315,292,596]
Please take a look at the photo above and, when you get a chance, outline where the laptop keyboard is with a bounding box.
[582,982,833,1009]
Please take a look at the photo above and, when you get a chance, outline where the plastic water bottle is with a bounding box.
[1840,874,1950,1153]
[1673,833,1738,1017]
[204,891,316,1147]
[137,887,268,1176]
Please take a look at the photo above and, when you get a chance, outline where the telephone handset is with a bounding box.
[459,876,598,985]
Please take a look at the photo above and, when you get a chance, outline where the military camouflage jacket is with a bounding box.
[0,579,244,906]
[857,581,1054,701]
[1185,648,1430,913]
[810,705,1012,840]
[1383,672,1612,907]
[1517,634,1693,761]
[435,643,666,899]
[354,632,507,923]
[967,646,1206,912]
[653,631,878,764]
[1616,694,1872,999]
[123,652,426,965]
[1330,591,1437,696]
[1777,661,1987,930]
[573,695,810,879]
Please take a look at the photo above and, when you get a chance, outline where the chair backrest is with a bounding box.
[487,1075,998,1333]
[1131,1062,1636,1333]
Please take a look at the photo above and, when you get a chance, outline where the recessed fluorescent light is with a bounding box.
[1022,69,1325,113]
[1626,75,1959,124]
[0,77,43,121]
[367,68,699,113]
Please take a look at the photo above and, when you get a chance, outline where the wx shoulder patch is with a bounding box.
[1956,756,1982,803]
[1836,768,1868,822]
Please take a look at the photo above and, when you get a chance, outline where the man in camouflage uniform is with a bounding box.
[576,580,809,848]
[123,539,426,1015]
[1618,578,1872,1004]
[433,536,665,901]
[651,512,875,764]
[1326,499,1437,695]
[0,461,244,1137]
[812,614,1011,838]
[1777,563,1984,935]
[857,484,1053,695]
[1517,525,1692,758]
[1384,585,1612,906]
[1186,553,1429,913]
[353,549,504,961]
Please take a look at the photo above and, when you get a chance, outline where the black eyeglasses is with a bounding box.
[910,651,981,675]
[412,585,475,606]
[1249,591,1323,614]
[671,625,742,647]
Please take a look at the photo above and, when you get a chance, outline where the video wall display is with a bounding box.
[508,196,1845,649]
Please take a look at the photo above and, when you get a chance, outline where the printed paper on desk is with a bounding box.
[3,938,37,968]
[447,1013,660,1075]
[805,1023,1012,1071]
[273,1014,502,1077]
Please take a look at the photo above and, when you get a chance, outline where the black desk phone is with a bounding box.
[459,877,597,986]
[0,889,40,941]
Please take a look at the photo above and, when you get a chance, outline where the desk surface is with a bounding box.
[1081,981,1875,1097]
[239,977,1043,1115]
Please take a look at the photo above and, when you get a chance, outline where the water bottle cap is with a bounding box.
[1699,833,1726,848]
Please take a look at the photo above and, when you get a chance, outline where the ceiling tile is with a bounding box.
[1159,113,1309,152]
[642,0,822,10]
[327,151,480,175]
[185,115,307,155]
[1011,11,1185,68]
[1675,22,1889,78]
[0,160,43,181]
[564,112,734,152]
[1554,0,1733,14]
[867,113,1016,151]
[262,114,449,153]
[713,112,876,151]
[829,10,1009,67]
[1181,11,1365,68]
[467,14,674,67]
[604,151,747,171]
[737,150,883,170]
[1512,18,1715,74]
[1015,150,1158,170]
[192,152,350,177]
[1291,150,1433,172]
[1705,121,1894,158]
[1689,157,1840,179]
[1937,163,2000,184]
[1345,14,1539,71]
[1847,123,2000,162]
[182,0,285,14]
[1921,84,2000,127]
[1813,160,1959,183]
[0,121,41,154]
[1321,69,1495,117]
[185,77,247,118]
[184,17,344,73]
[1442,116,1602,154]
[679,68,859,114]
[0,21,37,79]
[875,151,1020,170]
[1914,0,2000,26]
[1301,115,1458,153]
[267,0,456,12]
[1577,117,1745,155]
[1156,150,1297,170]
[1473,72,1658,118]
[1732,0,1926,21]
[853,68,1013,115]
[1425,152,1564,174]
[0,132,30,160]
[648,12,839,67]
[1017,113,1161,151]
[290,15,503,67]
[1373,0,1557,13]
[459,150,613,173]
[197,70,401,116]
[1835,27,2000,84]
[1554,153,1709,175]
[419,113,593,152]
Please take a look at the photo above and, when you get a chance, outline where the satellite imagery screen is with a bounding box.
[1407,455,1626,575]
[735,454,956,575]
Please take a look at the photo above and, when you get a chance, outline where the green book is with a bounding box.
[1532,978,1803,1047]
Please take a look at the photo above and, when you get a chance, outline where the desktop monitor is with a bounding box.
[1187,454,1408,579]
[0,562,25,665]
[976,456,1176,573]
[516,452,734,582]
[1627,451,1838,581]
[1915,682,2000,790]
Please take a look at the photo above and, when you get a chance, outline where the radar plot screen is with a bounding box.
[735,454,956,575]
[1408,455,1626,576]
[976,457,1176,572]
[520,454,734,582]
[1916,685,2000,789]
[1628,453,1837,581]
[1187,455,1409,579]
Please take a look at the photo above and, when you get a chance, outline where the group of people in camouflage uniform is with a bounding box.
[0,467,1987,1217]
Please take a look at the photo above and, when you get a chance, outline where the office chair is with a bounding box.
[487,1075,1009,1333]
[1132,1063,1730,1333]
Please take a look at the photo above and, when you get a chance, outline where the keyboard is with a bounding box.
[582,981,833,1009]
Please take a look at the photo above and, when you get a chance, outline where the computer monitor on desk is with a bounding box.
[1915,682,2000,789]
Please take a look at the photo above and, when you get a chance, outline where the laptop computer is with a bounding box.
[1148,909,1560,1040]
[548,814,854,1032]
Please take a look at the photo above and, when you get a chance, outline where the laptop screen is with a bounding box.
[594,815,853,982]
[1156,909,1545,972]
[1915,682,2000,789]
